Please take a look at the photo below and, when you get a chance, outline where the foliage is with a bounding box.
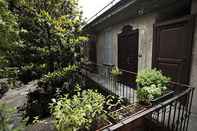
[50,89,107,131]
[39,65,78,86]
[105,95,126,112]
[136,68,170,89]
[3,0,87,83]
[0,102,25,131]
[0,67,19,90]
[17,64,47,84]
[0,80,9,98]
[14,0,81,18]
[137,85,163,104]
[0,67,18,79]
[22,65,80,123]
[0,0,19,55]
[38,64,79,94]
[0,0,19,82]
[111,66,122,77]
[136,69,170,104]
[0,57,9,68]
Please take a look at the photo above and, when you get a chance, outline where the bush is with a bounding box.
[0,102,25,131]
[136,69,170,104]
[0,79,9,98]
[136,68,170,89]
[17,64,48,84]
[38,65,79,94]
[50,89,106,131]
[0,67,18,79]
[21,65,81,123]
[39,65,78,87]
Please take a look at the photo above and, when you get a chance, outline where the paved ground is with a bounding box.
[1,80,38,107]
[0,80,55,131]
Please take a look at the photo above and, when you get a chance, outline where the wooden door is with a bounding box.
[118,25,139,85]
[152,16,194,84]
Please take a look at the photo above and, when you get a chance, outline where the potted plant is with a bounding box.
[136,69,173,105]
[111,66,122,79]
[111,66,122,90]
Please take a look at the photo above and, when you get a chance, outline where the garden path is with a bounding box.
[0,80,55,131]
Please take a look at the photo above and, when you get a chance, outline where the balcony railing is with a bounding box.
[81,62,137,103]
[80,62,194,131]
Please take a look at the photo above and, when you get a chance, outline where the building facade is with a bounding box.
[84,0,197,117]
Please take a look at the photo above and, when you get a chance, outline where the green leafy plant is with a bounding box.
[21,65,80,123]
[0,0,19,55]
[136,68,170,88]
[136,69,170,104]
[50,89,107,131]
[0,102,25,131]
[137,85,163,104]
[1,0,87,83]
[40,65,78,84]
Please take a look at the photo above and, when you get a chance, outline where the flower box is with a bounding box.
[151,90,174,105]
[108,104,148,123]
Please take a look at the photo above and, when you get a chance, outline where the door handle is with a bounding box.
[138,54,142,57]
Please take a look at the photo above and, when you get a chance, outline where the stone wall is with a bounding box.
[96,14,156,72]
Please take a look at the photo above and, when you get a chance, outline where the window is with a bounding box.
[103,30,113,65]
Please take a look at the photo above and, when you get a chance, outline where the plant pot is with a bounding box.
[151,90,174,105]
[108,104,148,123]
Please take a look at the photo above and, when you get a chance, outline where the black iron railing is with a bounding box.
[81,62,137,103]
[81,62,195,131]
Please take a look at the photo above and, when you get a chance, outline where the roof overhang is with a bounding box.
[83,0,191,34]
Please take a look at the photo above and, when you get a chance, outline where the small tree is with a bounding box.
[5,0,87,82]
[0,0,19,63]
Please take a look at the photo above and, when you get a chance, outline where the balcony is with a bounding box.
[80,61,194,131]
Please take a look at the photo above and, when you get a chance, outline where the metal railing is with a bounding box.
[81,62,137,103]
[81,62,195,131]
[145,83,194,131]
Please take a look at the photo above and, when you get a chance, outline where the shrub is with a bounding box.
[50,89,106,131]
[0,80,9,98]
[0,102,25,131]
[136,69,170,104]
[0,67,18,79]
[136,68,170,89]
[38,65,79,92]
[17,64,48,84]
[39,65,78,86]
[22,65,80,123]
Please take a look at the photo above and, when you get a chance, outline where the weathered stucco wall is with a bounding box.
[96,14,156,72]
[190,0,197,114]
